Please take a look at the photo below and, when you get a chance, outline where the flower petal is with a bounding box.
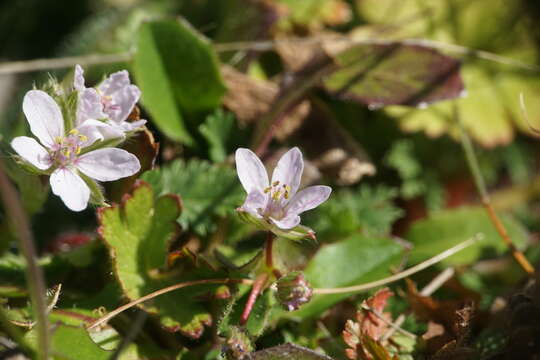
[76,88,107,125]
[98,70,130,96]
[107,85,140,123]
[271,215,301,230]
[73,64,85,91]
[271,147,304,197]
[76,148,140,182]
[22,90,64,148]
[11,136,52,170]
[50,168,90,212]
[77,119,125,147]
[240,190,267,217]
[235,148,269,193]
[287,185,332,216]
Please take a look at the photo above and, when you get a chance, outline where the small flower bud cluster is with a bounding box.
[275,271,313,311]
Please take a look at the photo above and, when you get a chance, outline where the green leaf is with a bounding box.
[199,109,236,163]
[133,18,226,145]
[141,159,244,235]
[288,234,403,318]
[310,185,403,239]
[251,343,334,359]
[98,181,213,338]
[324,42,464,107]
[407,206,528,266]
[25,325,110,360]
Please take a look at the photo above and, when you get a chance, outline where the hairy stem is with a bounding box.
[240,273,269,326]
[0,160,49,359]
[455,105,534,275]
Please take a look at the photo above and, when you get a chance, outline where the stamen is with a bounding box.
[264,187,272,194]
[272,181,280,187]
[79,135,88,142]
[69,129,79,135]
[272,190,282,200]
[75,147,81,155]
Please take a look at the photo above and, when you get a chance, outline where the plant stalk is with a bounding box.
[0,160,49,359]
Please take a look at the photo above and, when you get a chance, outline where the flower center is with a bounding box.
[50,129,87,168]
[260,181,292,220]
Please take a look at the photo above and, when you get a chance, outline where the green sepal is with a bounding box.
[236,210,316,241]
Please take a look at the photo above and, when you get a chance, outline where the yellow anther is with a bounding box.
[79,135,88,142]
[69,129,79,135]
[284,191,289,199]
[284,185,291,193]
[54,136,63,144]
[75,147,81,155]
[63,149,71,157]
[272,181,280,187]
[264,187,272,194]
[272,190,282,200]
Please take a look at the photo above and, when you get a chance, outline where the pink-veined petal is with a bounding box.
[286,185,332,216]
[76,88,106,125]
[11,136,52,170]
[235,148,269,194]
[107,85,140,123]
[240,189,267,217]
[50,168,90,212]
[76,148,140,182]
[73,64,85,91]
[271,215,301,230]
[98,70,130,96]
[271,147,304,197]
[22,90,64,148]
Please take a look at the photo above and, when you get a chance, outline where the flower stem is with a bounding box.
[240,273,269,326]
[454,104,535,276]
[0,160,49,359]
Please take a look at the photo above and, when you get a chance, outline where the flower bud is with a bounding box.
[275,272,313,311]
[223,326,253,360]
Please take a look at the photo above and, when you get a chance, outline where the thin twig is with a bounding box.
[380,267,455,341]
[1,37,536,75]
[313,236,480,295]
[87,278,252,330]
[0,159,49,359]
[454,104,535,275]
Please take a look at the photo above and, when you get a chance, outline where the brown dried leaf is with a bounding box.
[221,65,309,140]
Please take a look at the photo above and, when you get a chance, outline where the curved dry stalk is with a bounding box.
[313,235,481,295]
[454,104,535,275]
[86,278,253,330]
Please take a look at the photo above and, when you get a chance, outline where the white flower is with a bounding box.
[11,90,141,211]
[74,65,146,133]
[235,147,331,230]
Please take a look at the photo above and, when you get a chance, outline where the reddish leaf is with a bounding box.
[324,42,464,107]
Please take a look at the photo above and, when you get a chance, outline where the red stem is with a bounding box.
[240,273,269,325]
[265,232,274,268]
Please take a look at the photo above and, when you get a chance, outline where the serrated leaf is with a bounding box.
[407,206,528,266]
[324,43,464,107]
[133,18,226,144]
[309,185,403,239]
[286,234,403,318]
[141,159,244,235]
[98,181,213,338]
[251,343,334,359]
[199,109,236,163]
